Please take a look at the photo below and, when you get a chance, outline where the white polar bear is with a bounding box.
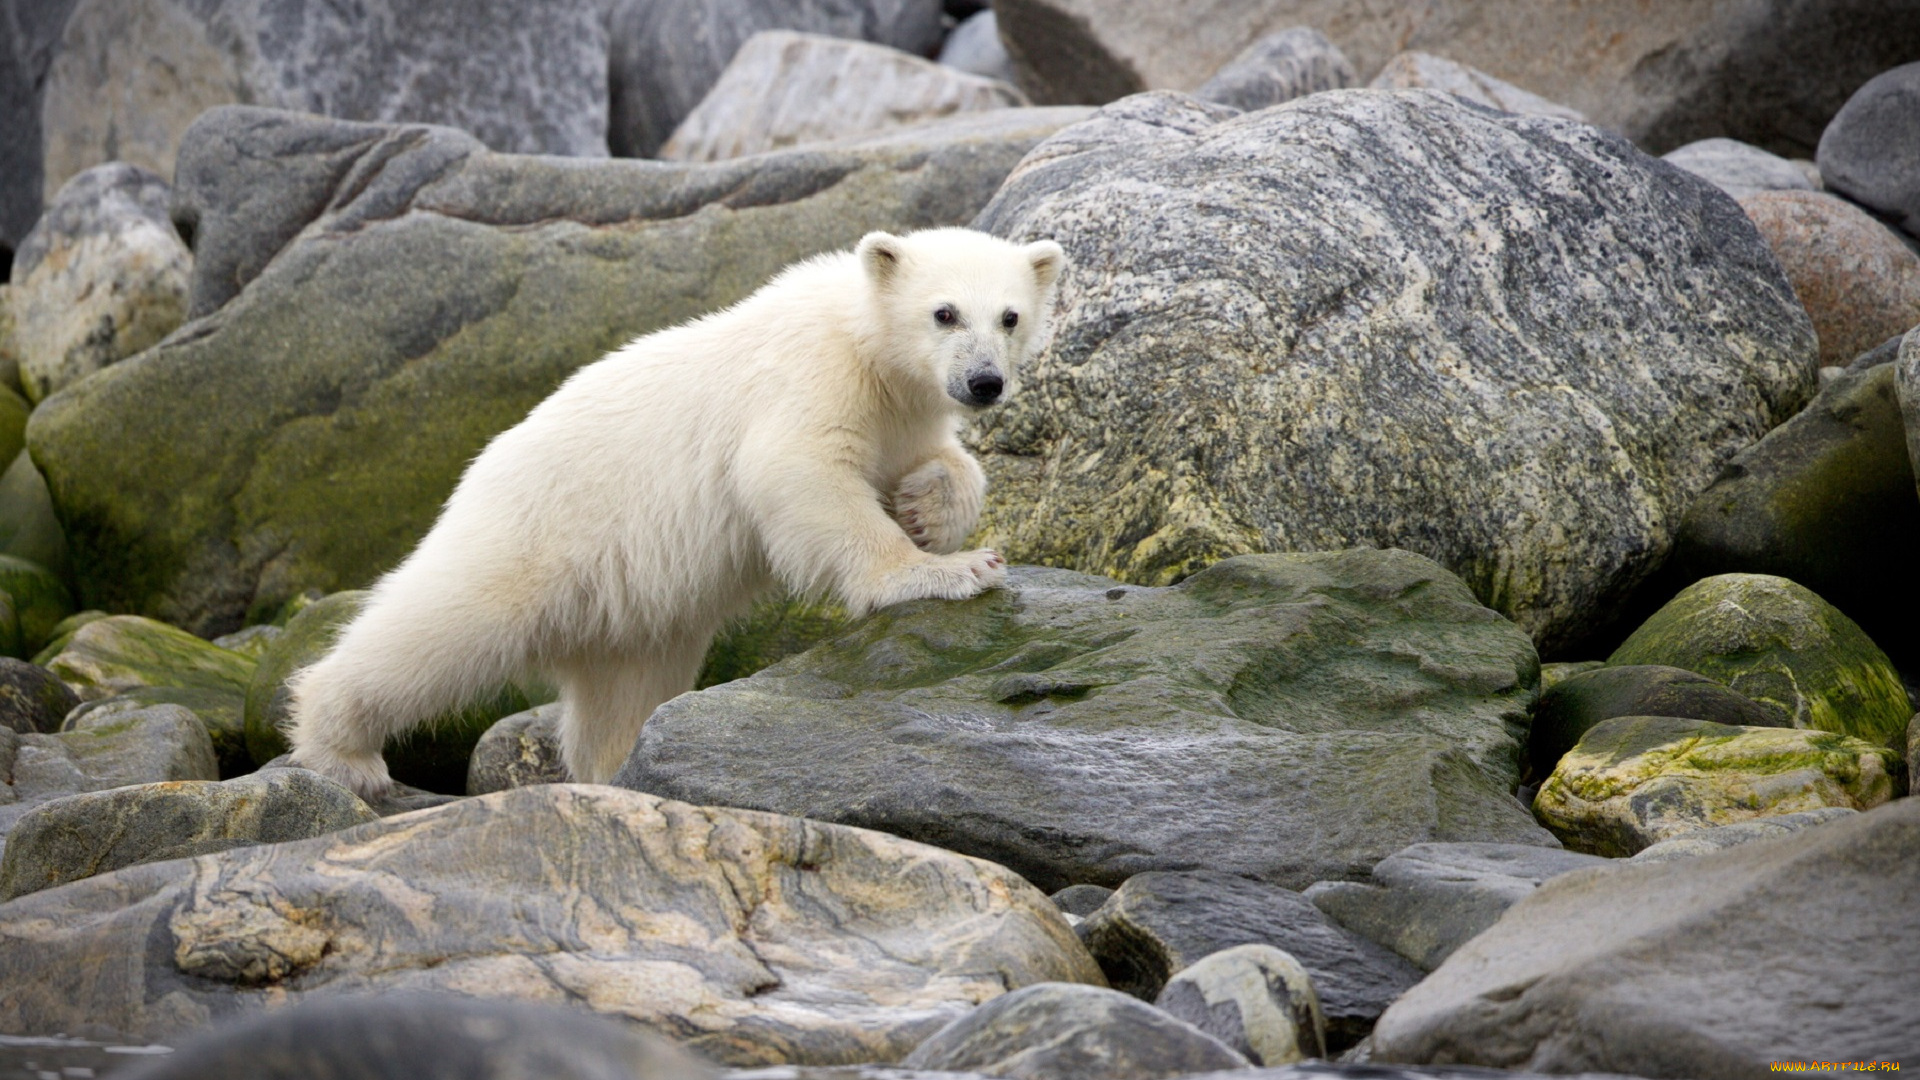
[287,227,1066,799]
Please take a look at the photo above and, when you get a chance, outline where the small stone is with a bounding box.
[1076,870,1422,1052]
[1304,843,1610,971]
[466,702,566,795]
[44,613,254,703]
[1738,189,1920,367]
[67,685,249,778]
[659,31,1027,162]
[1051,883,1115,917]
[937,10,1016,86]
[1528,664,1780,782]
[1154,944,1326,1065]
[1194,28,1354,112]
[0,767,378,901]
[900,983,1250,1078]
[1533,715,1901,856]
[5,163,190,402]
[1368,51,1586,122]
[1664,137,1820,200]
[1817,60,1920,237]
[0,656,79,734]
[1607,573,1911,745]
[1628,806,1859,864]
[110,993,716,1080]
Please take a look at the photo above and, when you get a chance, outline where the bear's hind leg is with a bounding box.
[553,635,709,784]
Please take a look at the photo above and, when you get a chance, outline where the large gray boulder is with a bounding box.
[0,784,1103,1064]
[0,0,79,260]
[608,0,946,158]
[28,104,1077,634]
[990,0,1920,155]
[1370,798,1920,1075]
[899,983,1250,1078]
[968,90,1814,655]
[0,699,219,852]
[618,551,1553,896]
[659,31,1026,162]
[1817,61,1920,238]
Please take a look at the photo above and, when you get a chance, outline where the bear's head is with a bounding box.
[856,228,1066,411]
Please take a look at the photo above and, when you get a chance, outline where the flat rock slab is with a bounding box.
[1077,870,1421,1052]
[1305,842,1610,971]
[618,550,1553,894]
[30,104,1078,635]
[0,784,1102,1065]
[969,89,1813,655]
[1370,798,1920,1075]
[1532,715,1900,857]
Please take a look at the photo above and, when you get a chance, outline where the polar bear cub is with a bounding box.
[287,227,1066,799]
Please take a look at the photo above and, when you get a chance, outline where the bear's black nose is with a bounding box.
[967,372,1004,405]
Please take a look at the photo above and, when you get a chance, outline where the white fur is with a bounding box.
[286,227,1066,799]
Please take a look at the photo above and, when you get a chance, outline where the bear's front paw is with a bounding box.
[866,548,1007,609]
[287,744,395,804]
[891,459,982,555]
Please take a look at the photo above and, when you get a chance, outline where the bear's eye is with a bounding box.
[933,305,957,327]
[1001,310,1019,330]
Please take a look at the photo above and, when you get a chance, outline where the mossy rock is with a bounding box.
[0,386,28,477]
[1533,714,1904,856]
[1608,574,1911,745]
[245,591,548,794]
[696,592,856,689]
[30,609,109,665]
[73,686,251,778]
[0,450,70,580]
[1527,664,1781,782]
[0,554,74,660]
[43,615,255,704]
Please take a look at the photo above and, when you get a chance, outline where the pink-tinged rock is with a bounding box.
[1739,189,1920,367]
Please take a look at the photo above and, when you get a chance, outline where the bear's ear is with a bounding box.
[857,232,905,289]
[1025,240,1067,295]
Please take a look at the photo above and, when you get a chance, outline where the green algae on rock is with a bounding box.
[43,613,252,702]
[619,549,1555,892]
[1607,573,1911,745]
[1533,714,1901,856]
[0,554,72,660]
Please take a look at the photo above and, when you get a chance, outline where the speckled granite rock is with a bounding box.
[1533,715,1901,856]
[1194,28,1353,112]
[1607,574,1911,745]
[900,983,1249,1078]
[969,90,1813,654]
[0,656,77,734]
[43,614,254,703]
[1526,665,1780,783]
[0,700,218,849]
[111,993,716,1080]
[608,0,947,158]
[0,766,377,900]
[1368,52,1583,122]
[0,784,1103,1064]
[1664,138,1819,200]
[39,0,616,199]
[1669,362,1919,675]
[1155,945,1326,1066]
[619,551,1554,895]
[1817,61,1920,238]
[1370,798,1920,1075]
[989,0,1920,155]
[466,702,566,795]
[2,163,189,402]
[660,31,1026,162]
[31,104,1078,635]
[1626,806,1857,864]
[1304,843,1609,971]
[1077,870,1422,1051]
[1738,189,1920,367]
